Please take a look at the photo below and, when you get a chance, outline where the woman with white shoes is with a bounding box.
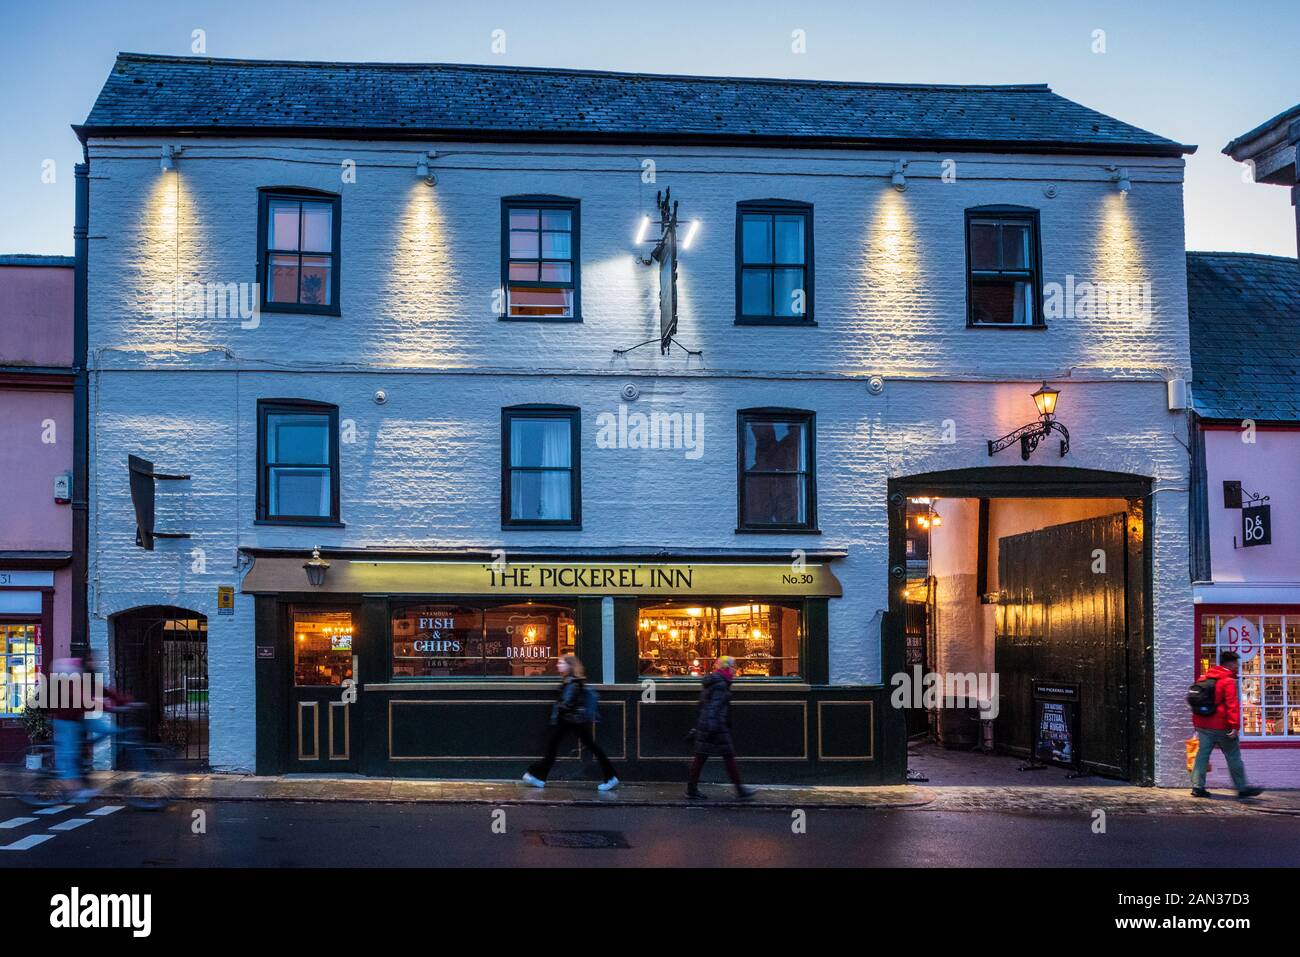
[522,654,620,792]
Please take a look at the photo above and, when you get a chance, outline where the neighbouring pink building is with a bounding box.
[0,255,75,760]
[1187,251,1300,788]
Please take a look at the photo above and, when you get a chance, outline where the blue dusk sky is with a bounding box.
[1,0,1296,256]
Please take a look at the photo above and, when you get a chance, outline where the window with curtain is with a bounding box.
[258,189,340,313]
[258,400,340,523]
[736,201,813,324]
[966,207,1041,326]
[737,409,816,530]
[502,406,580,527]
[502,198,579,320]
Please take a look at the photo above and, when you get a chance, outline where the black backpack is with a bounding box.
[1187,677,1218,716]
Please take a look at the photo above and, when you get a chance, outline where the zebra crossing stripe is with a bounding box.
[0,817,37,829]
[87,805,125,816]
[33,805,74,816]
[49,818,93,831]
[0,834,56,851]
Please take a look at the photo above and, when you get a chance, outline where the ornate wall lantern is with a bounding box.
[303,546,331,587]
[987,382,1070,461]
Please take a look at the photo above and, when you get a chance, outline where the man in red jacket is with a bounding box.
[1191,651,1263,798]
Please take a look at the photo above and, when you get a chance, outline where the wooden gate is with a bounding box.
[994,513,1130,778]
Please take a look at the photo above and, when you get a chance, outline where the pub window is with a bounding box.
[1198,613,1300,740]
[637,600,803,678]
[257,188,341,314]
[965,206,1042,327]
[502,405,581,527]
[390,602,577,678]
[736,201,813,324]
[257,399,341,524]
[502,197,579,320]
[737,408,816,531]
[293,608,354,687]
[0,623,41,715]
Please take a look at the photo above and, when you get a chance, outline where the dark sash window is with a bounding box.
[966,206,1041,326]
[257,400,340,524]
[737,409,816,531]
[258,189,341,314]
[502,406,581,527]
[502,198,579,320]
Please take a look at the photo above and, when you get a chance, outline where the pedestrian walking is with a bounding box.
[1188,651,1263,798]
[522,654,619,791]
[686,656,756,800]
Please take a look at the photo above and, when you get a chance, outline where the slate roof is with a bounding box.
[1187,252,1300,421]
[77,53,1193,155]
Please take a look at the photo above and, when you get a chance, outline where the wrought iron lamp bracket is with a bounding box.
[988,418,1070,461]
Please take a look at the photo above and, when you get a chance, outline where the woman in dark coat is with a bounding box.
[522,654,619,791]
[686,656,756,800]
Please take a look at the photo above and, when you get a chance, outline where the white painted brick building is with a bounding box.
[80,55,1198,785]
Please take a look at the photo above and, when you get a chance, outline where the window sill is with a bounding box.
[260,304,342,318]
[965,322,1048,330]
[502,523,583,531]
[497,315,583,323]
[734,317,817,327]
[254,519,346,528]
[734,527,822,535]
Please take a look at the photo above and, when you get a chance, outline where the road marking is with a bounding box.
[33,805,73,816]
[0,834,56,851]
[88,805,124,817]
[49,818,93,831]
[0,817,37,829]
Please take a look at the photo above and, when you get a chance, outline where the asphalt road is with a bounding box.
[1,795,1296,867]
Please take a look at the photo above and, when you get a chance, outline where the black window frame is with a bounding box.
[501,404,582,529]
[256,398,342,526]
[735,200,815,326]
[736,408,818,533]
[500,196,581,323]
[256,187,343,317]
[964,205,1044,329]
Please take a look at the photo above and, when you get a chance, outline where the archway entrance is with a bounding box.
[887,467,1153,784]
[112,606,209,766]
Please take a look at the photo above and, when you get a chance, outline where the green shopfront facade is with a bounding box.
[244,550,895,784]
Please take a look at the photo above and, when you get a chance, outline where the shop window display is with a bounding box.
[0,624,41,714]
[1197,612,1300,738]
[391,602,576,678]
[637,601,802,678]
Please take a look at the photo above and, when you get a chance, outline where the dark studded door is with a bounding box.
[994,513,1129,778]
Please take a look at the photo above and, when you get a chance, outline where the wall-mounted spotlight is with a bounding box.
[160,145,181,172]
[416,151,437,186]
[635,214,651,245]
[681,219,701,249]
[1109,166,1131,196]
[891,159,908,191]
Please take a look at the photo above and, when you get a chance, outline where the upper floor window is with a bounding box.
[502,197,580,321]
[257,189,341,315]
[502,405,581,527]
[737,409,816,531]
[257,399,340,524]
[736,201,813,325]
[966,206,1041,327]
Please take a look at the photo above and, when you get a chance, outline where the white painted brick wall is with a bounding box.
[86,138,1197,782]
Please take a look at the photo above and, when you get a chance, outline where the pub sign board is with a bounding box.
[1242,504,1271,548]
[1031,681,1081,770]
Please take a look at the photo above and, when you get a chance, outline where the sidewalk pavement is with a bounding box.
[2,769,1296,815]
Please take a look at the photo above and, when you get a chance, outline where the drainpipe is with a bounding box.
[1291,119,1300,261]
[72,162,89,658]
